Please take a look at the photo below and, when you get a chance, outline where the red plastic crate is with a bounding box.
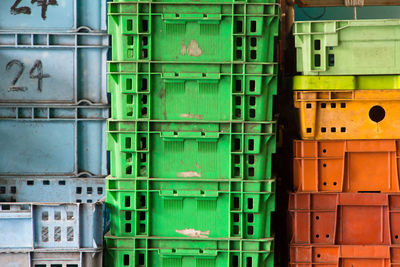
[290,245,400,266]
[289,193,400,245]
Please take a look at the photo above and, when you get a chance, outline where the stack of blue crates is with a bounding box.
[0,1,109,266]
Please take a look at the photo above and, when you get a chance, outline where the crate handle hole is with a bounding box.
[247,213,254,222]
[233,213,239,222]
[251,37,257,47]
[250,21,256,32]
[232,255,239,267]
[247,198,253,209]
[314,39,321,51]
[314,54,321,67]
[123,254,130,266]
[125,196,131,207]
[236,37,243,47]
[139,253,145,265]
[369,105,385,123]
[246,256,253,267]
[235,80,242,92]
[250,50,256,59]
[236,20,243,33]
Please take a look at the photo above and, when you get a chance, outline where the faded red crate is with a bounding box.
[293,140,400,193]
[290,245,400,266]
[289,193,400,245]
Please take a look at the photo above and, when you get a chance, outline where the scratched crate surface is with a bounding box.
[108,2,279,63]
[107,120,276,180]
[106,177,275,239]
[0,0,107,31]
[0,32,108,104]
[0,106,108,177]
[108,62,277,121]
[105,235,274,267]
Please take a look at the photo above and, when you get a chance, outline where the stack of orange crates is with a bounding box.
[289,19,400,266]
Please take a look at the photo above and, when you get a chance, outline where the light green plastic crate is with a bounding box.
[108,63,277,121]
[294,19,400,75]
[108,2,279,63]
[105,235,274,267]
[107,120,276,180]
[106,177,275,239]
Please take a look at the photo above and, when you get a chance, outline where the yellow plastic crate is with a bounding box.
[293,75,400,91]
[294,90,400,140]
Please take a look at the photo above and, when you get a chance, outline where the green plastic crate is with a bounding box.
[106,177,275,239]
[105,235,274,267]
[294,19,400,75]
[112,0,277,3]
[108,2,279,62]
[107,120,276,180]
[108,63,277,121]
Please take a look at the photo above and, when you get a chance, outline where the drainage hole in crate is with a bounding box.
[140,153,147,163]
[306,103,312,109]
[323,182,327,186]
[11,186,16,194]
[247,226,254,235]
[98,187,103,195]
[87,187,92,194]
[234,155,240,164]
[251,37,257,47]
[42,211,48,221]
[141,137,147,150]
[141,107,148,117]
[43,180,50,185]
[67,226,74,241]
[140,195,146,208]
[333,182,337,186]
[314,40,321,51]
[236,50,242,60]
[141,95,147,105]
[341,127,346,133]
[306,128,312,133]
[140,223,146,233]
[248,213,254,222]
[250,96,256,106]
[250,80,256,92]
[234,167,240,177]
[126,166,133,175]
[317,254,321,258]
[247,198,253,209]
[233,255,239,267]
[322,149,327,153]
[396,235,399,239]
[331,103,336,108]
[125,196,131,207]
[321,103,326,108]
[248,167,254,177]
[316,216,319,220]
[58,180,65,185]
[236,37,242,47]
[233,225,239,234]
[140,211,146,220]
[250,50,257,59]
[316,234,319,238]
[235,108,241,118]
[234,138,241,151]
[314,54,321,67]
[87,199,92,203]
[331,127,336,133]
[142,19,148,32]
[236,20,243,33]
[0,187,5,194]
[1,205,10,210]
[326,234,330,239]
[328,54,335,66]
[235,79,242,92]
[127,20,133,31]
[323,163,327,167]
[246,256,253,267]
[250,21,257,32]
[41,227,48,242]
[248,139,254,151]
[27,180,34,186]
[248,155,254,164]
[142,36,148,46]
[341,103,346,108]
[54,211,61,220]
[369,105,385,123]
[67,211,74,220]
[321,127,326,133]
[76,187,82,194]
[249,109,255,118]
[54,226,61,242]
[125,211,132,221]
[235,96,241,106]
[234,197,240,209]
[123,254,130,266]
[233,213,239,222]
[139,253,145,265]
[125,223,132,233]
[66,264,78,267]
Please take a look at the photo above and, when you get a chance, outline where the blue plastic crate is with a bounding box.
[0,105,108,177]
[0,248,102,267]
[0,177,105,203]
[0,202,103,249]
[0,32,108,105]
[0,0,107,32]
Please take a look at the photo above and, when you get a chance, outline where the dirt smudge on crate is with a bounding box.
[180,113,203,120]
[176,228,210,238]
[187,40,202,57]
[195,163,200,169]
[177,171,201,178]
[180,40,186,56]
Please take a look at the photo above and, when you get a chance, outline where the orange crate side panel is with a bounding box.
[293,140,400,193]
[289,193,400,245]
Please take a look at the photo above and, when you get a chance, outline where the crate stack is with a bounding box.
[290,19,400,266]
[0,1,108,266]
[105,0,279,266]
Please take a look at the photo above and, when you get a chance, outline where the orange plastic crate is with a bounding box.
[289,193,400,245]
[290,245,400,266]
[294,140,400,193]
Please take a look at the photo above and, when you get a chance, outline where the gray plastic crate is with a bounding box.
[0,248,102,267]
[0,32,108,105]
[0,105,108,177]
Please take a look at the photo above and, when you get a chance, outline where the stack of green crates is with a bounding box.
[105,1,279,266]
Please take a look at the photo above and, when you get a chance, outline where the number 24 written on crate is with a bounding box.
[10,0,58,20]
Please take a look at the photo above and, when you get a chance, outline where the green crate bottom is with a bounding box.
[105,235,274,267]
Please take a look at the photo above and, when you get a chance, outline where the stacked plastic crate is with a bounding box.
[105,0,279,266]
[0,1,108,266]
[290,20,400,265]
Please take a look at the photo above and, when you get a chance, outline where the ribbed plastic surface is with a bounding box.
[108,2,279,63]
[294,19,400,75]
[106,177,275,239]
[105,235,274,267]
[0,106,108,176]
[107,120,276,180]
